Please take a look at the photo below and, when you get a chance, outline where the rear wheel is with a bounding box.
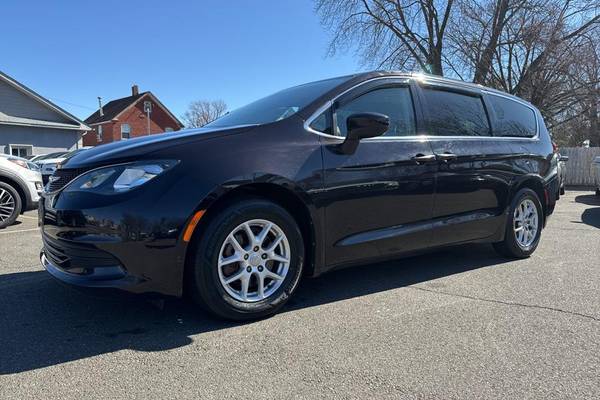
[188,199,304,320]
[0,182,21,229]
[493,188,542,258]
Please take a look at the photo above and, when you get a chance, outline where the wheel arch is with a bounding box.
[0,174,28,212]
[511,175,547,226]
[182,181,318,296]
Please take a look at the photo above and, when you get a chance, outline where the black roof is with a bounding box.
[84,92,148,124]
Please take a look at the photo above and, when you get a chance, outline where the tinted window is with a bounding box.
[489,95,537,137]
[309,111,332,135]
[205,76,352,128]
[334,87,416,137]
[423,89,490,136]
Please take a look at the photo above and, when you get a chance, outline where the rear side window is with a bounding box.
[488,95,537,137]
[334,87,416,137]
[422,89,491,136]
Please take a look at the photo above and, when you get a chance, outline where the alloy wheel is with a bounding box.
[217,219,291,302]
[0,188,16,223]
[513,198,538,249]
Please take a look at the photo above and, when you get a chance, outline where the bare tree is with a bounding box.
[316,0,600,145]
[182,100,228,128]
[315,0,456,75]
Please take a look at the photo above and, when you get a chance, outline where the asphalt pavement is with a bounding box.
[0,190,598,399]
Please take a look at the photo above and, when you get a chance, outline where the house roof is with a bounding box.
[0,70,91,131]
[84,92,147,124]
[84,91,184,127]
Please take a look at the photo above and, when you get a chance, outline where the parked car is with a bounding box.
[557,151,568,196]
[594,156,600,196]
[39,71,559,320]
[30,151,68,163]
[37,148,90,184]
[0,154,43,228]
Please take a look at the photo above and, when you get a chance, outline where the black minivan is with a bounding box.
[40,71,559,320]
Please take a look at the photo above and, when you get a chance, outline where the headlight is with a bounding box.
[63,160,178,194]
[42,163,58,174]
[8,158,30,169]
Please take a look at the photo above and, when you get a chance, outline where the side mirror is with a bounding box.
[337,112,389,154]
[559,155,569,162]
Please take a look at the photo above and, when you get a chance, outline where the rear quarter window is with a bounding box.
[488,95,537,137]
[422,88,491,137]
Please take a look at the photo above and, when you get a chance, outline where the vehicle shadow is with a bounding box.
[0,220,22,230]
[575,194,600,229]
[0,244,509,375]
[574,194,600,207]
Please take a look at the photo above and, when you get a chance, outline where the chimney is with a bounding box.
[97,96,103,117]
[132,84,139,96]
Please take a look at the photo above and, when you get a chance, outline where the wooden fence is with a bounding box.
[560,147,600,187]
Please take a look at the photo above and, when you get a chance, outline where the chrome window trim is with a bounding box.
[304,76,540,142]
[483,90,540,139]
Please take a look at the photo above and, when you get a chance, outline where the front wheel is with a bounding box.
[0,182,22,229]
[493,188,543,258]
[188,199,304,320]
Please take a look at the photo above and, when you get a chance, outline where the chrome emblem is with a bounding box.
[48,175,60,183]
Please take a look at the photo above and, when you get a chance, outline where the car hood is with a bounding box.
[64,124,258,169]
[37,157,65,165]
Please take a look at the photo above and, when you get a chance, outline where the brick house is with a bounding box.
[83,85,183,146]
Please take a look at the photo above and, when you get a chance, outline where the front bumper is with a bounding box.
[38,186,189,297]
[41,251,138,289]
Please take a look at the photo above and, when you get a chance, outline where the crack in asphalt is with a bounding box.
[409,285,600,323]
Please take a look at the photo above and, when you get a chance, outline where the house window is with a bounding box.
[97,125,103,142]
[165,127,174,132]
[9,144,33,158]
[121,123,131,139]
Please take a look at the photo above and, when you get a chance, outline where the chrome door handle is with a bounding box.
[412,154,437,164]
[437,152,458,162]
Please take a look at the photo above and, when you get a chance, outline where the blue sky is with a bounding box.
[0,0,362,121]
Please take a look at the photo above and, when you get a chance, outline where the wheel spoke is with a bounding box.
[257,274,265,299]
[243,223,257,246]
[270,253,289,264]
[224,270,245,284]
[219,253,242,267]
[227,234,245,253]
[256,222,273,247]
[239,274,250,301]
[265,269,284,281]
[266,235,284,252]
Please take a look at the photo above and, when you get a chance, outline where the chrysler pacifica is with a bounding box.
[39,72,559,320]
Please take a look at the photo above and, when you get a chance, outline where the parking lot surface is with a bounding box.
[0,191,598,399]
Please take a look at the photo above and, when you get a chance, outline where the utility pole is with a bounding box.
[144,100,152,135]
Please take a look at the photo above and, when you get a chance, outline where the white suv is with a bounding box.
[0,154,43,228]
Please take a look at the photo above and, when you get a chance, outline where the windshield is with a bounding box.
[36,152,67,161]
[205,76,352,128]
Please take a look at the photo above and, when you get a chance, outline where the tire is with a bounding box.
[188,198,304,320]
[0,182,22,229]
[493,188,543,258]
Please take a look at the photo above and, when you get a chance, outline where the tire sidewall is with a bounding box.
[505,188,543,256]
[0,182,21,229]
[193,199,304,319]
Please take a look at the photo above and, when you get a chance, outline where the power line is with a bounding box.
[47,97,96,111]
